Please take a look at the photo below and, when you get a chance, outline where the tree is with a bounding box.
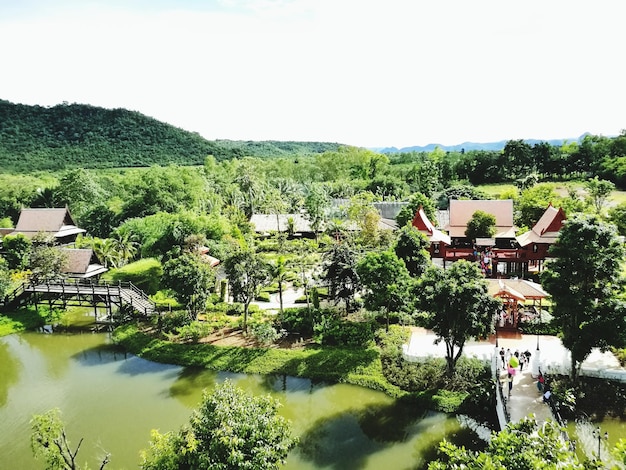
[223,249,271,332]
[270,256,289,315]
[428,417,589,469]
[356,250,412,331]
[29,235,68,283]
[515,183,562,228]
[414,260,500,376]
[31,408,110,470]
[0,256,11,299]
[585,176,615,214]
[608,201,626,236]
[322,243,360,312]
[162,253,215,319]
[465,210,496,240]
[541,215,626,382]
[304,183,330,241]
[2,233,32,270]
[393,225,430,277]
[141,380,297,470]
[395,192,436,227]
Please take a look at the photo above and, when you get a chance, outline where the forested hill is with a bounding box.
[0,100,342,172]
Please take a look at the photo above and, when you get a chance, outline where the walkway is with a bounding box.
[403,328,625,425]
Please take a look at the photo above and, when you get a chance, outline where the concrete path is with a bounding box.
[404,328,625,425]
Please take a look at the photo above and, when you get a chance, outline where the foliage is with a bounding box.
[29,239,68,283]
[174,321,212,343]
[414,260,500,376]
[436,184,489,209]
[608,201,626,236]
[322,243,361,312]
[1,233,32,270]
[276,307,318,335]
[0,257,11,299]
[313,311,376,347]
[465,210,497,240]
[31,408,110,470]
[140,380,297,470]
[356,249,412,330]
[428,417,587,469]
[584,176,615,214]
[393,225,431,277]
[223,249,271,331]
[395,192,436,227]
[0,308,46,336]
[103,258,163,295]
[162,253,215,319]
[515,183,562,228]
[249,321,285,345]
[541,214,626,382]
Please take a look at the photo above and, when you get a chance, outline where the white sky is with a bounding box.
[1,0,625,148]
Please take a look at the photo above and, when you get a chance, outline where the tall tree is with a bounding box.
[356,250,411,331]
[162,253,215,320]
[140,380,298,470]
[1,233,32,270]
[414,260,500,376]
[584,176,615,214]
[395,192,436,227]
[393,225,430,277]
[29,235,68,283]
[541,215,626,382]
[223,249,271,332]
[322,243,360,312]
[304,184,330,241]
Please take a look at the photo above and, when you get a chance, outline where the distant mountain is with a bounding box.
[375,136,589,154]
[0,100,343,172]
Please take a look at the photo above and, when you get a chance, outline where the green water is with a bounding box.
[0,332,480,469]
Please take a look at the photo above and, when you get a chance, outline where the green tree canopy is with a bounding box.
[322,243,361,312]
[356,250,412,330]
[414,260,500,375]
[141,380,297,470]
[541,214,626,382]
[395,192,436,227]
[584,176,615,214]
[465,210,496,240]
[162,253,215,319]
[393,225,431,277]
[223,249,271,331]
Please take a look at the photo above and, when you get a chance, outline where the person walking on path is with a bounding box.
[499,347,505,370]
[507,372,514,395]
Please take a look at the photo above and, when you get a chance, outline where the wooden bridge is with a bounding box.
[1,280,156,322]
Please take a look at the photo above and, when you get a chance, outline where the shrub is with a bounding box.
[249,322,285,345]
[159,310,192,333]
[313,311,376,347]
[255,291,271,302]
[276,307,318,335]
[176,321,212,343]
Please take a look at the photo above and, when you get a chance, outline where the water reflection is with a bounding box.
[0,341,20,407]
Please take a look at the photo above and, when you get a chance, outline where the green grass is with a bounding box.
[477,183,518,199]
[0,308,45,337]
[113,323,403,397]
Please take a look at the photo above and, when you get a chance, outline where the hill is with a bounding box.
[376,137,588,154]
[0,100,342,172]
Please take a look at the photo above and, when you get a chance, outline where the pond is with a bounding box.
[0,332,482,469]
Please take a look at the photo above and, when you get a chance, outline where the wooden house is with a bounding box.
[9,207,85,245]
[61,248,107,279]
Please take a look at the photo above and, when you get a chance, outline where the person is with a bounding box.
[542,383,552,404]
[537,372,545,392]
[519,352,526,372]
[499,347,505,370]
[524,349,532,362]
[508,373,513,394]
[505,348,512,366]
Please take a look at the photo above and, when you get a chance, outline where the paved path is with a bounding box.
[404,328,625,425]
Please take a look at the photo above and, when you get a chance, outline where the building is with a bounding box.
[8,207,85,245]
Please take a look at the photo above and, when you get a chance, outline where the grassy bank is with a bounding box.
[0,308,45,336]
[113,323,404,397]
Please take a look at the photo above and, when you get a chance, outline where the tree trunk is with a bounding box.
[278,280,284,315]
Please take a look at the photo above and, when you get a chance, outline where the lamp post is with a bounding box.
[593,427,609,460]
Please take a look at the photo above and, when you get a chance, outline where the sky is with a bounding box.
[1,0,625,149]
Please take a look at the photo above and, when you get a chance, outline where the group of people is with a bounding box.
[475,247,494,277]
[499,347,532,394]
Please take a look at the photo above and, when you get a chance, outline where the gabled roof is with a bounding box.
[446,200,515,238]
[411,206,451,244]
[11,208,86,240]
[516,204,566,247]
[61,248,107,278]
[486,278,549,300]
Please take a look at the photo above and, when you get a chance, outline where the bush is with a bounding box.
[255,291,271,302]
[249,322,285,345]
[104,258,163,294]
[518,321,560,336]
[277,307,318,335]
[176,321,212,343]
[313,311,376,347]
[159,310,192,333]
